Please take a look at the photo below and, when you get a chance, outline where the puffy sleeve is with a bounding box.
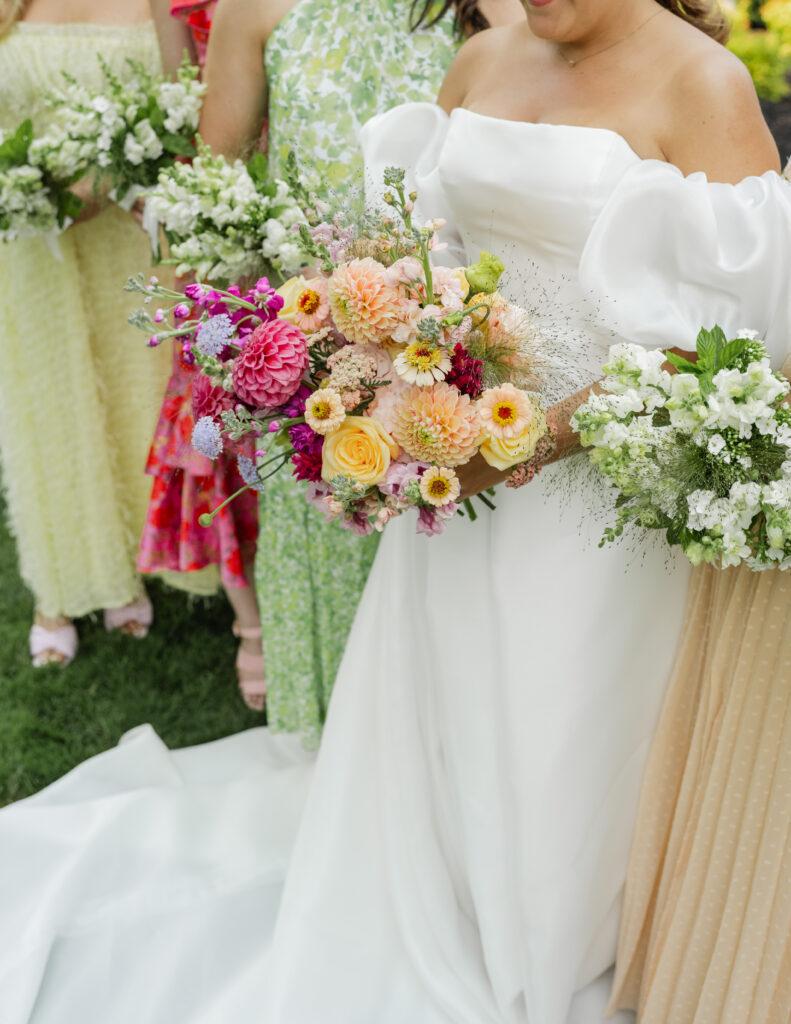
[579,160,791,368]
[360,102,465,265]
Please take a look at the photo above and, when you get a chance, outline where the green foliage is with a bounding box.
[728,2,791,101]
[0,119,33,169]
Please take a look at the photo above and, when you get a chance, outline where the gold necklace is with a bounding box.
[558,8,661,68]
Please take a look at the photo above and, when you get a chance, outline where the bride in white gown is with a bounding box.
[2,2,791,1023]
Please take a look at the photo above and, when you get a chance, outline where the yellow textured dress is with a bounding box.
[0,22,172,618]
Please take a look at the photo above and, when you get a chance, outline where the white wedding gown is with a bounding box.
[2,104,790,1024]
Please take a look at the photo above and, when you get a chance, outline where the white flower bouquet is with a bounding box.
[572,327,791,568]
[37,55,205,203]
[146,147,304,281]
[0,120,83,243]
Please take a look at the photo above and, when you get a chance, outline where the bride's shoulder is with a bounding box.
[655,16,780,180]
[437,24,526,112]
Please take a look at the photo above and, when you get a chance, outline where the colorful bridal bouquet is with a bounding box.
[572,327,791,568]
[145,147,304,280]
[36,55,205,203]
[0,119,83,242]
[128,167,552,536]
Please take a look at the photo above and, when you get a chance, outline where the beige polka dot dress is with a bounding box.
[608,562,791,1023]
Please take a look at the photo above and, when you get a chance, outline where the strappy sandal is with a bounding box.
[103,594,154,639]
[29,622,79,668]
[232,622,266,712]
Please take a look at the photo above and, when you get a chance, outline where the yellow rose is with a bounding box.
[321,416,400,487]
[276,276,309,323]
[479,404,547,471]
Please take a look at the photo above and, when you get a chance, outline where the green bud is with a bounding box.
[464,250,505,295]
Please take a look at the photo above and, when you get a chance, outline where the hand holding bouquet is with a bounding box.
[572,327,791,568]
[129,166,553,536]
[0,120,83,243]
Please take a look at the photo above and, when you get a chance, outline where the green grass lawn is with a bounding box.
[0,489,261,807]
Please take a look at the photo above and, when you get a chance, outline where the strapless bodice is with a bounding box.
[362,103,791,372]
[440,109,640,296]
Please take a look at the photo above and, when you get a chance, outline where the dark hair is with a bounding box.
[656,0,730,42]
[410,0,489,38]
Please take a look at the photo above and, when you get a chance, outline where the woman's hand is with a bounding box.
[66,176,107,226]
[456,455,508,500]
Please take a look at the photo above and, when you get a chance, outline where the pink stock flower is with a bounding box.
[384,256,424,289]
[231,319,309,410]
[416,505,455,536]
[431,266,467,310]
[328,257,403,345]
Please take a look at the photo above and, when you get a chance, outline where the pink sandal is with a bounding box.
[29,622,79,668]
[233,622,266,712]
[103,594,153,639]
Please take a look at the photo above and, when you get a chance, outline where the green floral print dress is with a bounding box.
[257,0,460,749]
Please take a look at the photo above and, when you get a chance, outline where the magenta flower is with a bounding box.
[184,283,207,304]
[191,373,235,424]
[282,383,312,418]
[231,319,309,410]
[289,423,322,455]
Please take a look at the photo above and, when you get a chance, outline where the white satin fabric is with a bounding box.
[3,104,791,1024]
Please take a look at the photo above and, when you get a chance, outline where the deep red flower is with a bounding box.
[291,448,323,483]
[445,342,484,398]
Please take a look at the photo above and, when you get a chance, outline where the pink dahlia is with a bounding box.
[232,319,309,410]
[328,257,403,345]
[191,373,236,424]
[392,382,482,467]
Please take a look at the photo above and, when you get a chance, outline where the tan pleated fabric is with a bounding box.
[607,563,791,1024]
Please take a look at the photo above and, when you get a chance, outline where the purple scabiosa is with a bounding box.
[238,455,265,493]
[196,314,234,357]
[191,416,224,459]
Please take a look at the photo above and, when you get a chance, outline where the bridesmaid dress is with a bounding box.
[0,21,171,618]
[256,0,460,749]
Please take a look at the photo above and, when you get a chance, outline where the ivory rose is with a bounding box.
[321,416,399,487]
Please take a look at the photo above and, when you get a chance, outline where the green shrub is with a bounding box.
[728,0,791,101]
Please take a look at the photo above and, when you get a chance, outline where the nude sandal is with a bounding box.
[103,594,154,639]
[233,622,266,712]
[29,622,79,668]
